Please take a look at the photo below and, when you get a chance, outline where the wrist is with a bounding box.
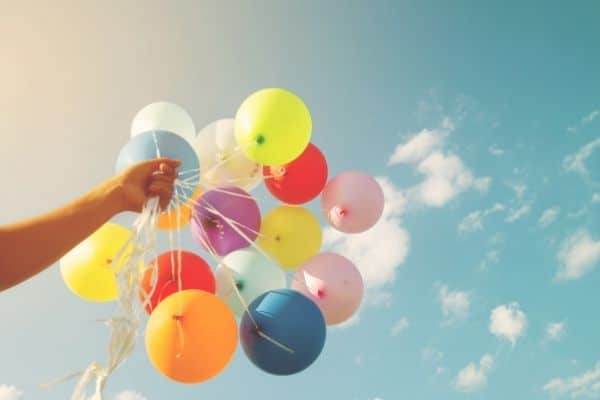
[101,176,128,216]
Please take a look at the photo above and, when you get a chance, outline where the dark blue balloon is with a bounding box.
[240,289,326,375]
[115,130,199,201]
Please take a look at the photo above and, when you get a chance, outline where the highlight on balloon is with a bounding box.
[58,87,385,398]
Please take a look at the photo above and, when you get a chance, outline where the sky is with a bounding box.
[1,1,600,399]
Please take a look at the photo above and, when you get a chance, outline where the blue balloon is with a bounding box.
[115,130,199,201]
[240,289,326,375]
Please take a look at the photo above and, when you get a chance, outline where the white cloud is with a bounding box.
[389,119,490,208]
[488,144,505,156]
[489,302,527,345]
[593,193,600,203]
[458,203,505,233]
[539,206,561,228]
[556,230,600,281]
[479,249,501,270]
[563,137,600,175]
[387,128,447,165]
[507,182,527,200]
[437,284,470,325]
[422,346,444,363]
[546,322,566,342]
[543,362,600,398]
[505,204,531,223]
[412,152,491,207]
[324,177,409,289]
[390,317,410,336]
[455,354,494,393]
[0,386,23,400]
[365,291,393,308]
[582,110,600,125]
[114,391,147,400]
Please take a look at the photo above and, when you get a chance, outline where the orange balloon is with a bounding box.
[157,188,202,231]
[145,289,237,383]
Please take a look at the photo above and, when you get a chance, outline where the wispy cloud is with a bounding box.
[582,110,600,125]
[563,137,600,175]
[388,127,447,165]
[593,193,600,203]
[388,118,491,208]
[545,322,567,342]
[458,203,505,233]
[390,317,410,336]
[567,109,599,133]
[488,144,505,156]
[556,230,600,281]
[455,354,494,393]
[489,303,527,345]
[539,206,561,228]
[543,362,600,398]
[0,385,23,400]
[505,204,531,223]
[437,284,470,325]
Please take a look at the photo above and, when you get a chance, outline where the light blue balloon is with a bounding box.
[115,130,199,201]
[240,289,326,375]
[215,248,286,317]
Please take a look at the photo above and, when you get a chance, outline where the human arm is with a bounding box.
[0,158,180,292]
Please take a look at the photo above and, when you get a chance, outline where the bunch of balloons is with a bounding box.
[59,88,384,384]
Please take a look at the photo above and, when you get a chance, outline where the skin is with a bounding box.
[0,158,181,292]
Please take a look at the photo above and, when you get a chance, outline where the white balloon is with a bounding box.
[131,102,195,143]
[194,118,262,191]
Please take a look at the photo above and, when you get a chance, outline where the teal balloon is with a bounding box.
[115,130,199,201]
[215,248,286,317]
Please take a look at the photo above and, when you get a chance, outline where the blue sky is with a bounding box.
[1,1,599,399]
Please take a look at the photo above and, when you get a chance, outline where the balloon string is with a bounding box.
[189,212,259,328]
[196,199,294,354]
[189,213,293,354]
[177,145,247,179]
[55,197,162,400]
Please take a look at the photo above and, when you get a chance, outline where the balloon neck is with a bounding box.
[272,166,287,178]
[336,207,348,217]
[256,134,266,145]
[172,314,184,322]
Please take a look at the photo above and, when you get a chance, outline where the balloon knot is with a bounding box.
[316,289,325,298]
[235,281,244,290]
[275,234,282,242]
[172,314,184,322]
[256,134,266,145]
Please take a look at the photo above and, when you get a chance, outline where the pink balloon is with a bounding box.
[321,171,384,233]
[291,252,363,325]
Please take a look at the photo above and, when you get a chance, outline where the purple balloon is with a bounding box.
[191,186,261,256]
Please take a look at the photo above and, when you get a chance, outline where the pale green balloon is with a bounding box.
[215,248,286,317]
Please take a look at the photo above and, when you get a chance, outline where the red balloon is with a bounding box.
[263,143,328,204]
[140,250,215,314]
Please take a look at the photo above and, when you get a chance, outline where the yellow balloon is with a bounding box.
[60,223,133,302]
[258,206,322,270]
[234,88,312,165]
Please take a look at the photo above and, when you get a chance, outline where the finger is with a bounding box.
[150,174,177,185]
[140,158,182,173]
[159,162,177,177]
[148,185,174,210]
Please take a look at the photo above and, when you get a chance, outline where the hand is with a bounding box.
[113,158,181,212]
